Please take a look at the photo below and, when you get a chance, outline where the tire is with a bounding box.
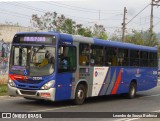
[74,84,86,105]
[128,82,137,99]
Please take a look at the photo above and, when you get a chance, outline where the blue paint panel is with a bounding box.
[116,67,157,94]
[59,34,73,44]
[55,73,72,101]
[96,67,157,96]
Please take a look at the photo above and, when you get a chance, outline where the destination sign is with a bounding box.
[13,34,56,44]
[24,37,46,42]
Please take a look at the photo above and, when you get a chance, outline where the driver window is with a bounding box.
[58,46,76,73]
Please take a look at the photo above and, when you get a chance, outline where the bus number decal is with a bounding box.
[33,77,42,80]
[153,71,157,75]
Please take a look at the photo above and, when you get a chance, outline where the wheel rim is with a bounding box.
[77,89,84,100]
[130,86,135,96]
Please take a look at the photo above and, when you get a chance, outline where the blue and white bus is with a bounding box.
[8,32,158,104]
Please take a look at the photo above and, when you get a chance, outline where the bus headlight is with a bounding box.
[8,79,16,87]
[41,80,55,90]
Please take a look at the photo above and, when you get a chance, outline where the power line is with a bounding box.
[0,8,31,18]
[2,2,46,13]
[0,10,30,19]
[44,1,99,13]
[132,21,150,26]
[126,4,150,25]
[47,1,123,13]
[0,3,96,25]
[0,11,29,19]
[43,1,122,15]
[1,2,104,21]
[1,2,123,27]
[153,20,160,27]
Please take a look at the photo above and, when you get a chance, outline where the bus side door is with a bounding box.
[55,46,76,100]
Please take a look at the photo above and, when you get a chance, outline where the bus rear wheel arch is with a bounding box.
[74,82,88,105]
[128,80,137,99]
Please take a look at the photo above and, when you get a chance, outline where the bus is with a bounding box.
[8,32,158,104]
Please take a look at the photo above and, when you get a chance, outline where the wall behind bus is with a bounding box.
[0,24,35,42]
[0,40,10,84]
[0,24,35,84]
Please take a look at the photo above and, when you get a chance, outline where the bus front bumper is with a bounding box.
[8,84,56,101]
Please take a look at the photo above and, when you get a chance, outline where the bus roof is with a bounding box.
[15,32,157,52]
[94,38,157,52]
[60,33,157,52]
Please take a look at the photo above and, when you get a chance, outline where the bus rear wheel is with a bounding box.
[74,84,86,105]
[128,82,137,99]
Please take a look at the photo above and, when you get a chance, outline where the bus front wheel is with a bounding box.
[128,82,137,99]
[74,84,86,105]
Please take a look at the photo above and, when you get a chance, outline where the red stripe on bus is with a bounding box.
[111,69,122,94]
[9,74,25,81]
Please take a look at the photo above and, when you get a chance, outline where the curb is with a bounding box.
[0,95,10,98]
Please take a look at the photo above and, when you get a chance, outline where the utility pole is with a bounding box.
[150,0,154,34]
[150,0,160,34]
[122,7,127,41]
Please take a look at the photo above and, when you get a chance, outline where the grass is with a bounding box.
[0,84,8,96]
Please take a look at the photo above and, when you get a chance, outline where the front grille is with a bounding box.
[20,90,36,95]
[17,79,42,84]
[17,85,39,90]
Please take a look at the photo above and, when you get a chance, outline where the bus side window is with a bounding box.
[79,43,89,66]
[140,51,149,67]
[90,45,104,66]
[105,47,117,66]
[118,48,129,66]
[149,52,157,67]
[130,50,140,66]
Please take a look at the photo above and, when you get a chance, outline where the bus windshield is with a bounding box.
[10,45,55,76]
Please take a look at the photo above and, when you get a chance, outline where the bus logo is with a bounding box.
[95,71,98,77]
[135,69,141,77]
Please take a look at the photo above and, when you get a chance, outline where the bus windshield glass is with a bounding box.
[10,45,55,76]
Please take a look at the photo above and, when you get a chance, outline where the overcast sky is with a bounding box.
[0,0,160,36]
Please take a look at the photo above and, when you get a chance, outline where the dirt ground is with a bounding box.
[0,74,8,85]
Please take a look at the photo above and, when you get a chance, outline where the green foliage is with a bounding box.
[125,30,158,47]
[31,12,107,39]
[109,34,120,41]
[108,29,158,47]
[0,84,7,96]
[92,24,108,40]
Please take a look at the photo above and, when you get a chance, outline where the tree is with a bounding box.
[92,24,107,40]
[125,30,144,45]
[108,29,122,41]
[124,30,158,47]
[142,31,158,47]
[31,12,107,39]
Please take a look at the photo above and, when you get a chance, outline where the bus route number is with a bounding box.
[33,77,42,80]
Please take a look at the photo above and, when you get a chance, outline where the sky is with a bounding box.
[0,0,160,37]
